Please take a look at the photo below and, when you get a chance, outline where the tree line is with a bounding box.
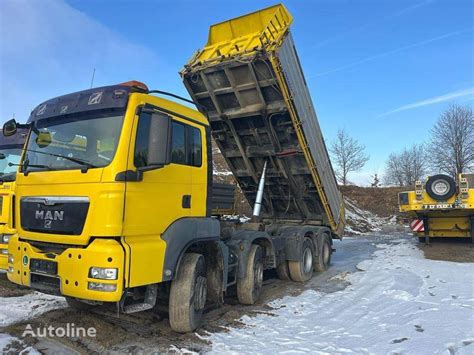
[329,103,474,186]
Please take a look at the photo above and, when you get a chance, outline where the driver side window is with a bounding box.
[134,111,203,169]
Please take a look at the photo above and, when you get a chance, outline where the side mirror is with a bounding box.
[2,119,17,137]
[145,112,172,168]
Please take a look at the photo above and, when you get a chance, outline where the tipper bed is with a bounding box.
[181,4,344,235]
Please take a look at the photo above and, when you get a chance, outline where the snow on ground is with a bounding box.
[0,333,40,355]
[0,292,66,327]
[0,292,66,353]
[205,238,474,354]
[344,198,396,235]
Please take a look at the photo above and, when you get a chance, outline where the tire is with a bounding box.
[276,260,291,280]
[169,253,207,333]
[237,244,263,305]
[65,297,94,311]
[288,238,314,282]
[425,174,456,201]
[314,234,332,272]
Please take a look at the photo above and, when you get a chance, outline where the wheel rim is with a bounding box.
[194,275,207,311]
[323,242,330,265]
[432,179,449,196]
[303,247,313,274]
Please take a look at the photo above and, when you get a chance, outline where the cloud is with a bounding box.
[0,0,168,123]
[377,87,474,117]
[310,29,471,77]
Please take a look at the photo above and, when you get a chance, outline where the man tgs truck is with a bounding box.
[4,4,344,332]
[0,129,27,269]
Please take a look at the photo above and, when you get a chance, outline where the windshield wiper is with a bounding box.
[23,149,98,172]
[8,162,53,174]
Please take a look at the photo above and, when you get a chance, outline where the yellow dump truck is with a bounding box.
[399,174,474,243]
[0,128,27,269]
[3,4,343,332]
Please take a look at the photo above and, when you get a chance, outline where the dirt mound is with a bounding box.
[340,185,407,217]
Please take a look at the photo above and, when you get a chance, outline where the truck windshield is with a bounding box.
[24,112,124,173]
[0,148,22,182]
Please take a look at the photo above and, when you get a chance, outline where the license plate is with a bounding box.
[423,204,452,209]
[30,258,58,275]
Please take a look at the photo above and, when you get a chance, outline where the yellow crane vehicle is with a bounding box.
[0,128,27,269]
[398,174,474,243]
[3,4,344,332]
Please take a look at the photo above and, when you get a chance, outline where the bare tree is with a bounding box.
[384,144,427,186]
[429,104,474,176]
[384,152,404,186]
[330,128,369,185]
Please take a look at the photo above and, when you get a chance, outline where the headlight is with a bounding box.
[7,266,14,273]
[88,282,117,292]
[8,254,14,264]
[0,249,8,255]
[89,267,118,280]
[1,234,12,243]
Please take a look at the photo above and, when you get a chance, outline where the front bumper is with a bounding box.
[7,236,125,302]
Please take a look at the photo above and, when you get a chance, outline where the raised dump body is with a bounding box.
[181,4,344,235]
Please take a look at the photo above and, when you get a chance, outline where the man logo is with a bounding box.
[35,210,64,229]
[88,92,103,105]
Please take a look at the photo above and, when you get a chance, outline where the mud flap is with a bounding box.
[422,216,430,244]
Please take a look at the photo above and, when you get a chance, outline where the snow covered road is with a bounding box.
[207,238,474,354]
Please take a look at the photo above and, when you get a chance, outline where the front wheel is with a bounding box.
[169,253,207,333]
[237,244,264,305]
[289,238,314,282]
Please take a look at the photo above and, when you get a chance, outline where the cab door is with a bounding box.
[122,106,193,287]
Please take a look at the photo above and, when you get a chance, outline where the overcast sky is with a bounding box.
[1,0,472,185]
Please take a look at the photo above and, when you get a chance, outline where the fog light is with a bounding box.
[88,282,117,292]
[1,234,12,243]
[0,249,8,255]
[7,266,14,273]
[89,267,118,280]
[8,254,14,264]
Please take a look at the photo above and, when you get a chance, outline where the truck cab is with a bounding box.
[6,81,214,305]
[0,128,27,269]
[398,174,474,242]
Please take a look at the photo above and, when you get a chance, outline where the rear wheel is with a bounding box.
[315,234,332,272]
[276,260,291,280]
[289,238,314,282]
[237,244,263,305]
[169,253,207,333]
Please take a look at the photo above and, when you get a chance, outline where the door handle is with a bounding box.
[182,195,191,209]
